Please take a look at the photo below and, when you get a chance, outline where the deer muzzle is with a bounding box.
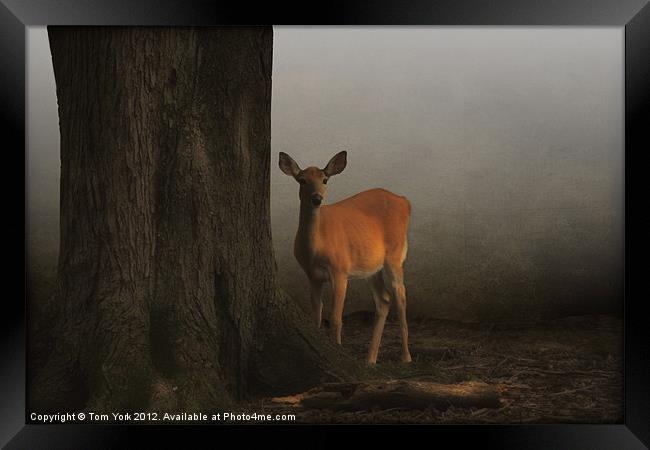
[310,194,323,207]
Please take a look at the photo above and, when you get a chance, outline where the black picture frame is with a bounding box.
[5,0,649,447]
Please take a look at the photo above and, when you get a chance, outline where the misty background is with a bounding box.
[27,27,623,322]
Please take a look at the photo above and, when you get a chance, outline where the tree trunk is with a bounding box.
[31,26,362,413]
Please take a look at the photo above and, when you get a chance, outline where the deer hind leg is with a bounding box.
[367,271,391,364]
[330,273,348,345]
[384,262,412,363]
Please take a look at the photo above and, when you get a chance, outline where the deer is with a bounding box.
[279,151,412,364]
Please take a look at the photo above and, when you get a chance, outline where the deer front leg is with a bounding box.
[309,280,324,328]
[330,273,348,345]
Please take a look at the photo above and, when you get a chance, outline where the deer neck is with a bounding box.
[296,201,321,255]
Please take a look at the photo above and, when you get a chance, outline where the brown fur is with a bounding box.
[279,152,412,364]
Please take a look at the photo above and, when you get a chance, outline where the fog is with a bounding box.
[27,27,624,322]
[270,27,623,321]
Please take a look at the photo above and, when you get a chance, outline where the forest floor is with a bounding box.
[256,313,622,424]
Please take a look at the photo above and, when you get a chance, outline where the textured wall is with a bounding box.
[27,27,624,323]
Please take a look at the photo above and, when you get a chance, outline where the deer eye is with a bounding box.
[323,178,328,184]
[298,178,306,185]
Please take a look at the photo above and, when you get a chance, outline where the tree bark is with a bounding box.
[31,26,362,413]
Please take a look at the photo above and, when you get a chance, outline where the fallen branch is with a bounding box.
[271,380,501,411]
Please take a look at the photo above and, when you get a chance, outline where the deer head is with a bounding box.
[278,151,347,208]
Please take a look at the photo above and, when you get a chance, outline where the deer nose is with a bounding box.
[310,194,323,207]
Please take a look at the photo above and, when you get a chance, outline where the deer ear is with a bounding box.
[323,151,347,177]
[279,152,301,177]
